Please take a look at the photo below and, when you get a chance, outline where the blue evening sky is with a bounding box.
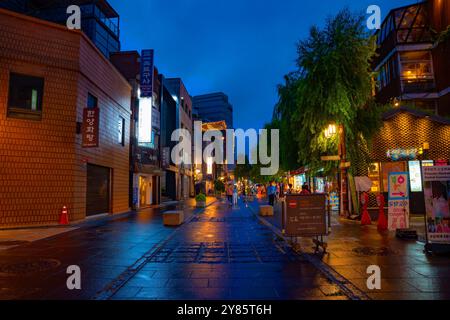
[110,0,414,130]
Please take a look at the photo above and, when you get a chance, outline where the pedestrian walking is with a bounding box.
[268,182,276,206]
[300,183,311,195]
[233,185,238,207]
[226,184,233,206]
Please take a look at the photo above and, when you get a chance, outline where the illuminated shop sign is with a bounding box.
[386,147,423,161]
[140,49,154,98]
[408,160,422,192]
[206,157,213,175]
[138,98,152,144]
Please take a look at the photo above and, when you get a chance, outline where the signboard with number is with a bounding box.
[82,107,99,148]
[388,172,410,230]
[140,49,154,98]
[423,166,450,244]
[285,194,327,237]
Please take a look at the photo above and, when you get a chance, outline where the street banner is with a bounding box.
[81,107,99,148]
[285,194,327,237]
[423,166,450,244]
[388,172,410,231]
[140,49,154,98]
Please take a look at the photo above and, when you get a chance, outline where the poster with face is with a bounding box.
[423,166,450,244]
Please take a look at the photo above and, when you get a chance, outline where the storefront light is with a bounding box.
[138,97,152,144]
[206,157,213,175]
[324,124,337,139]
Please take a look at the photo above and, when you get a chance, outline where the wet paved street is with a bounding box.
[261,200,450,300]
[108,200,344,300]
[0,199,344,300]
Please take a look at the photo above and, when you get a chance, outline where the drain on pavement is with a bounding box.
[352,246,398,256]
[146,242,301,264]
[0,258,61,275]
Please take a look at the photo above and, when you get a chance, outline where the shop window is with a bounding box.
[400,51,435,93]
[7,72,44,120]
[368,163,381,193]
[118,116,125,146]
[87,93,98,109]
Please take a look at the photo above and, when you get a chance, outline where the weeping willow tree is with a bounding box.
[272,9,389,178]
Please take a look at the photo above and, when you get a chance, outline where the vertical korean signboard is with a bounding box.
[423,166,450,244]
[140,49,154,98]
[138,49,154,145]
[388,172,410,230]
[82,108,99,148]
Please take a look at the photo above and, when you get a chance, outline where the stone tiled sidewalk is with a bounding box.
[253,199,450,300]
[0,197,216,300]
[109,199,347,300]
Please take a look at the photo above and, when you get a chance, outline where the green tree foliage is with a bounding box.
[214,179,225,193]
[271,9,389,176]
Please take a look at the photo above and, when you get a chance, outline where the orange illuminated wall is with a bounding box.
[0,8,131,228]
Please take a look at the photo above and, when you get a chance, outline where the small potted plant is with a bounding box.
[195,193,207,208]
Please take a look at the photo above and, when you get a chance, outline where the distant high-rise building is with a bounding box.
[0,0,121,58]
[193,93,233,128]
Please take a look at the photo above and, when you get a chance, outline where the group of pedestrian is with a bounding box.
[226,183,238,207]
[266,181,311,206]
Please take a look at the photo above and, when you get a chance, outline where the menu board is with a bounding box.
[285,194,327,237]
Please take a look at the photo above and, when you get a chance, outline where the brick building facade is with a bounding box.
[367,107,450,215]
[0,9,131,228]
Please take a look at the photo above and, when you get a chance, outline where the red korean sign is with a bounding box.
[82,108,100,148]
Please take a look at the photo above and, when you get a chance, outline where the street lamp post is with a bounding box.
[324,123,349,217]
[338,125,349,218]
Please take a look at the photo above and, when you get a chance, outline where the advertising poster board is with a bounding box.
[285,194,327,237]
[388,172,410,231]
[423,166,450,244]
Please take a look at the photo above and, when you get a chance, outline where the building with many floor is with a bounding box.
[374,0,450,116]
[110,51,163,210]
[0,8,132,227]
[193,92,233,129]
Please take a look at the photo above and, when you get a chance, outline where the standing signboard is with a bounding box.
[423,166,450,245]
[285,194,327,237]
[388,172,410,230]
[82,108,99,148]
